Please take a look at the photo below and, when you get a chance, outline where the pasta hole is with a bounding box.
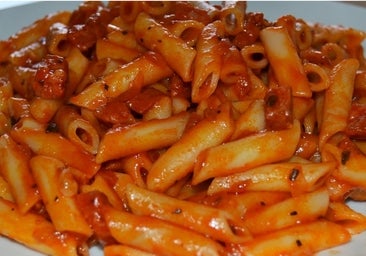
[57,39,69,52]
[46,122,58,133]
[321,43,346,65]
[180,28,201,47]
[76,127,92,145]
[341,150,351,165]
[251,52,264,62]
[306,71,321,84]
[297,29,304,40]
[326,51,337,61]
[266,94,278,107]
[198,73,216,98]
[225,13,237,30]
[130,109,143,119]
[59,169,78,197]
[229,222,246,237]
[295,26,306,43]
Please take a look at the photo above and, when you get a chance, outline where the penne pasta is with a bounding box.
[134,12,196,82]
[97,112,190,163]
[103,202,225,256]
[220,1,246,36]
[0,176,13,202]
[303,62,330,92]
[9,41,47,66]
[125,183,250,243]
[65,46,90,97]
[240,43,268,70]
[96,38,140,62]
[81,172,124,210]
[147,104,234,192]
[54,105,100,154]
[322,141,366,188]
[327,202,366,234]
[113,153,152,188]
[10,118,100,180]
[46,22,71,57]
[228,220,351,255]
[319,58,359,148]
[231,99,266,140]
[243,189,329,235]
[0,134,40,213]
[30,155,93,236]
[208,161,335,195]
[0,198,82,256]
[0,11,71,62]
[0,1,365,255]
[70,51,173,110]
[29,97,62,124]
[193,119,301,184]
[167,20,204,47]
[209,191,291,220]
[191,20,224,102]
[260,26,312,98]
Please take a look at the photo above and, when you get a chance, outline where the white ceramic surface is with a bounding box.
[0,1,366,255]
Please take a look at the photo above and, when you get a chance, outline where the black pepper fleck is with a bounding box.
[290,210,298,216]
[296,239,302,247]
[289,168,300,182]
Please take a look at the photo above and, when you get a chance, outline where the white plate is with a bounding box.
[0,1,366,255]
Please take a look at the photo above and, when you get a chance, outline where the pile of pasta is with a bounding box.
[1,1,366,255]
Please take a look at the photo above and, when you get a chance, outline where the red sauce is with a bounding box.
[75,191,116,245]
[67,2,115,52]
[295,133,318,160]
[127,87,166,114]
[233,12,269,49]
[95,99,135,125]
[346,103,366,140]
[32,54,68,99]
[264,86,293,130]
